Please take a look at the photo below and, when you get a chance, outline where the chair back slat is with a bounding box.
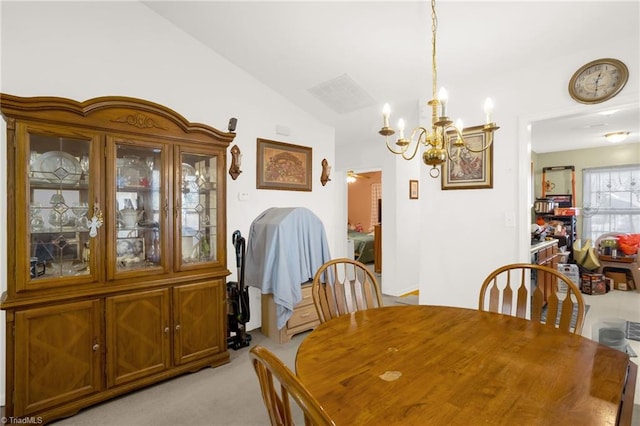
[488,280,500,313]
[557,296,576,332]
[545,291,560,329]
[530,279,545,323]
[250,345,335,426]
[361,275,377,309]
[501,272,514,315]
[516,277,528,318]
[478,263,586,335]
[333,265,351,315]
[316,282,336,322]
[312,258,383,323]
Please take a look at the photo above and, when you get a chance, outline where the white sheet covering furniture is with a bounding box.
[245,207,331,329]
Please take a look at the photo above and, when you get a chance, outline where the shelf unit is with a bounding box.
[536,214,578,252]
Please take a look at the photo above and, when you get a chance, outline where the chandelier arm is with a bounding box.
[439,124,461,161]
[384,126,431,160]
[412,126,431,141]
[385,136,410,155]
[463,131,495,153]
[401,146,420,161]
[401,127,431,160]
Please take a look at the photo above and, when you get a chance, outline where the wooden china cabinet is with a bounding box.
[0,94,234,423]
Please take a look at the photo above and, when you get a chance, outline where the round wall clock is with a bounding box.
[568,58,629,104]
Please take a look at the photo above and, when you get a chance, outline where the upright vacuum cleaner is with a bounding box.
[227,230,251,350]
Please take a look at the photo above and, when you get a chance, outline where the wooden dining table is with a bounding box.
[295,305,637,425]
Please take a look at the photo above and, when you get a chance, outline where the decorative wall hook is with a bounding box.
[229,145,242,180]
[320,158,331,186]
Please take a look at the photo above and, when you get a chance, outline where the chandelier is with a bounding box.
[378,0,499,178]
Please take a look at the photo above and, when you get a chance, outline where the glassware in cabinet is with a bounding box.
[178,151,219,269]
[112,143,165,275]
[26,131,96,286]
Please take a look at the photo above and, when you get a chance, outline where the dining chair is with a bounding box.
[311,258,383,323]
[249,345,335,426]
[478,263,586,334]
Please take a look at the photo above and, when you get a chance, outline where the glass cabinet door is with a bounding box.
[177,150,220,270]
[26,131,97,288]
[110,141,166,278]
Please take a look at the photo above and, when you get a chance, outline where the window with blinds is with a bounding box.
[582,164,640,241]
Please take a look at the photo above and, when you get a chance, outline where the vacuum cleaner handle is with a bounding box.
[232,230,242,267]
[233,230,249,323]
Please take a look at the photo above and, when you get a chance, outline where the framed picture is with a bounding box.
[409,180,419,199]
[116,237,145,259]
[441,125,493,190]
[256,138,313,191]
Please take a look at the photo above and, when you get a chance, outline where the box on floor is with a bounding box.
[604,270,631,291]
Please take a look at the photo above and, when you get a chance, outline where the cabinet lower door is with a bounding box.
[14,300,103,415]
[173,280,225,365]
[106,289,171,387]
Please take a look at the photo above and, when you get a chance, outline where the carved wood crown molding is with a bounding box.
[111,113,168,131]
[0,93,236,144]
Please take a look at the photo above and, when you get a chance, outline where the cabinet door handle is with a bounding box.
[175,197,181,218]
[164,326,170,333]
[92,343,100,351]
[175,324,181,331]
[163,198,169,216]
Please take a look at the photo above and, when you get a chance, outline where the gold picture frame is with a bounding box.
[409,180,419,199]
[441,125,493,190]
[257,138,312,191]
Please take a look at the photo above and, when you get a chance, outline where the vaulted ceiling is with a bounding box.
[144,1,639,153]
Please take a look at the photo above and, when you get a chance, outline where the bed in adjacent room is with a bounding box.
[348,230,375,264]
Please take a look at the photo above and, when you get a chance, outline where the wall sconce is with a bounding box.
[320,158,331,186]
[229,145,242,180]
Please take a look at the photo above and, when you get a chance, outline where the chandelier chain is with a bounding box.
[431,0,438,99]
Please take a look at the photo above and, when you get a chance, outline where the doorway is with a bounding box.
[346,170,382,270]
[522,102,640,366]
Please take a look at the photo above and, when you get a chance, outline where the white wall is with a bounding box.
[0,1,340,405]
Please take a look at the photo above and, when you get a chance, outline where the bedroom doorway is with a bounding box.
[347,170,382,271]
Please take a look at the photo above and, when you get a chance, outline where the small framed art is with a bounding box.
[409,180,419,199]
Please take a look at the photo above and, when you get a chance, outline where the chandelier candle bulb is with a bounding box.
[455,119,463,133]
[398,119,405,140]
[438,87,448,117]
[382,103,391,127]
[484,98,494,124]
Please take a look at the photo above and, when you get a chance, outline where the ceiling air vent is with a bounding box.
[308,74,375,114]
